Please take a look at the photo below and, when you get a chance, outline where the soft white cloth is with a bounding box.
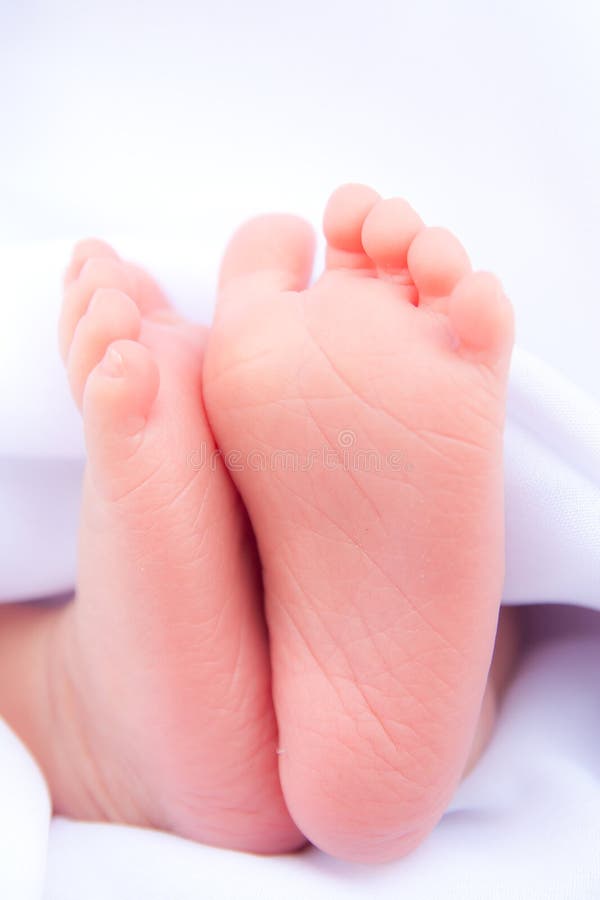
[1,0,599,897]
[0,721,49,900]
[7,608,600,900]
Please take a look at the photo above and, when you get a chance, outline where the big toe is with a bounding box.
[83,339,160,496]
[218,214,316,299]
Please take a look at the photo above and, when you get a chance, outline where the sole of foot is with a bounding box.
[51,239,303,853]
[204,184,514,862]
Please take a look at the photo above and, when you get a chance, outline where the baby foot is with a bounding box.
[50,240,302,853]
[204,184,514,862]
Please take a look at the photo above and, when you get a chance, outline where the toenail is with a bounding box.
[101,347,125,377]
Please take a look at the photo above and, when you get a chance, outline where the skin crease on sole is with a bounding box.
[203,183,515,863]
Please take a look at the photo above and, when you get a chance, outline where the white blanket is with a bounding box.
[3,607,600,900]
[1,1,599,897]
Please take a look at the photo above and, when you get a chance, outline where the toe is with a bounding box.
[60,256,168,362]
[83,339,160,488]
[361,197,424,273]
[448,272,514,369]
[323,183,380,270]
[60,257,137,362]
[64,238,120,287]
[219,214,315,292]
[67,288,142,409]
[127,262,171,316]
[407,227,471,310]
[217,213,315,317]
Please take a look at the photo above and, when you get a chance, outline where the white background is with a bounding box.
[1,0,599,398]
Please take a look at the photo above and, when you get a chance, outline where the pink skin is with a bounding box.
[39,239,302,853]
[204,184,515,863]
[0,189,515,863]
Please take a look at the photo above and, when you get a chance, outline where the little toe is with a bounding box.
[448,272,515,369]
[83,339,160,486]
[64,238,120,287]
[67,288,142,409]
[407,227,471,310]
[323,183,380,270]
